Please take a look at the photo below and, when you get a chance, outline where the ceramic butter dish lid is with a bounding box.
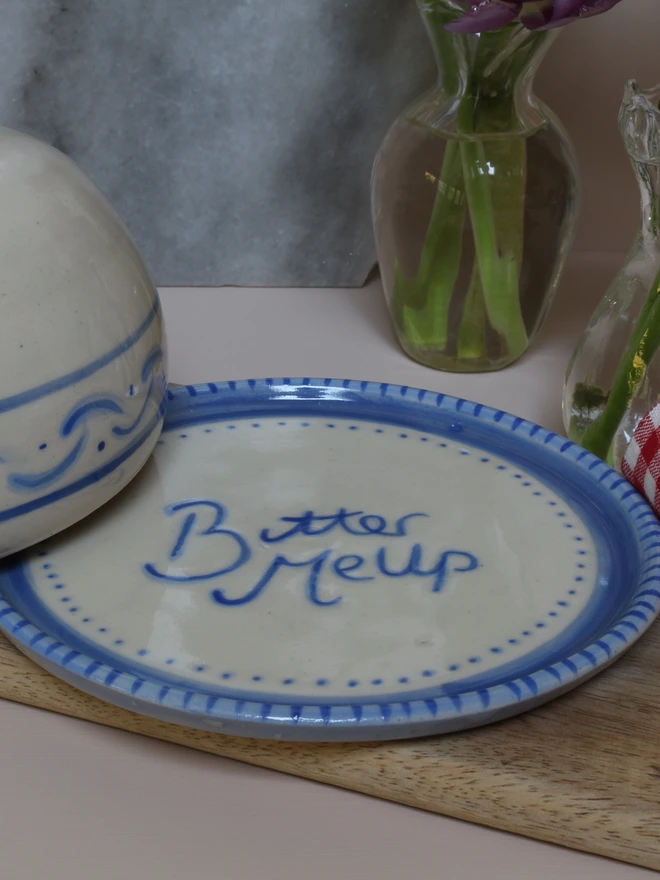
[0,379,657,742]
[0,127,166,559]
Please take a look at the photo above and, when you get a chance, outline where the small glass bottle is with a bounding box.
[564,81,660,468]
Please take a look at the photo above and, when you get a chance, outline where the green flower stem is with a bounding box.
[459,138,527,358]
[394,14,547,361]
[456,263,487,359]
[580,264,660,461]
[399,140,466,346]
[393,7,466,347]
[456,29,533,360]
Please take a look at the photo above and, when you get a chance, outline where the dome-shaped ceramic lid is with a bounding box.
[0,128,160,398]
[0,127,166,558]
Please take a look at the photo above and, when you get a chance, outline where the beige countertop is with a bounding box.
[1,255,656,879]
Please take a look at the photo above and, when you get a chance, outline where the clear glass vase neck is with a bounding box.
[416,1,559,135]
[620,80,660,242]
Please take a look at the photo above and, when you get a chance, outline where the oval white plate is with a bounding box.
[0,378,659,741]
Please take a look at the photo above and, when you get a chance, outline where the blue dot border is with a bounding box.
[35,422,589,688]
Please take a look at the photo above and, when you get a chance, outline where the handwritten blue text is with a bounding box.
[144,500,479,607]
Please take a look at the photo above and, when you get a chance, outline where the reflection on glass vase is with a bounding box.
[371,0,580,372]
[564,81,660,470]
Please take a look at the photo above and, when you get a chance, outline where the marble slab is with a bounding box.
[0,0,435,286]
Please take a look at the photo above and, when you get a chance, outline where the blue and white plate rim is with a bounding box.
[1,376,659,736]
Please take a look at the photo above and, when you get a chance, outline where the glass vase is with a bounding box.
[371,0,580,372]
[564,81,660,469]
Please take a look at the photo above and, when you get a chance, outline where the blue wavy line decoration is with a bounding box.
[111,351,162,438]
[141,347,163,383]
[61,397,125,437]
[6,346,164,494]
[0,299,160,415]
[8,434,89,491]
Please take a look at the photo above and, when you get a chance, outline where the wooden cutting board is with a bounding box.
[1,623,659,871]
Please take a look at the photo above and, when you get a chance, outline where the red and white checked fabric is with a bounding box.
[622,404,660,514]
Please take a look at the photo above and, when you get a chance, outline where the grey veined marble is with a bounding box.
[0,0,435,286]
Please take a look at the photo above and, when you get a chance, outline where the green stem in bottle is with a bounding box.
[579,264,660,460]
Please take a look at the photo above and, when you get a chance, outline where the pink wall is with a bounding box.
[537,0,660,255]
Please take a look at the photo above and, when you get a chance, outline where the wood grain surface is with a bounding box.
[0,626,658,871]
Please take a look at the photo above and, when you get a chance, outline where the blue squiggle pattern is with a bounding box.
[8,436,87,491]
[61,397,125,437]
[112,383,154,438]
[7,346,163,494]
[0,300,160,415]
[141,347,163,382]
[112,346,165,438]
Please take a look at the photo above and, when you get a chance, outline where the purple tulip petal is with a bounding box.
[444,0,624,32]
[445,0,521,33]
[545,0,584,19]
[544,0,625,28]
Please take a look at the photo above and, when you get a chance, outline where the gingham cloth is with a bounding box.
[622,404,660,513]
